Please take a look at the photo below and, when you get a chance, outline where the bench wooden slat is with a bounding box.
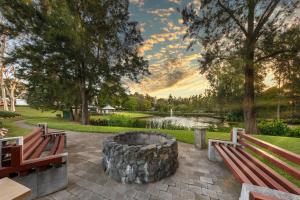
[23,137,43,160]
[29,137,51,159]
[228,146,288,192]
[240,140,300,180]
[239,133,300,165]
[220,144,267,187]
[23,131,43,154]
[237,147,300,195]
[23,128,43,143]
[55,136,64,154]
[214,143,252,184]
[49,136,60,155]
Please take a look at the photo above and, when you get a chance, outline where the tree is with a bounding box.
[181,0,300,133]
[4,65,19,112]
[270,26,300,118]
[0,30,8,111]
[0,0,149,124]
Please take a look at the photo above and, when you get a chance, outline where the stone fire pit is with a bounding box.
[102,131,178,184]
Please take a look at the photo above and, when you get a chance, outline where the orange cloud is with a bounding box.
[129,0,144,7]
[147,8,176,18]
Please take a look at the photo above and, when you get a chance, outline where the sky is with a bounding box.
[125,0,277,98]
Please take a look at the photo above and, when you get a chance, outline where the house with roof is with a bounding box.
[100,104,116,114]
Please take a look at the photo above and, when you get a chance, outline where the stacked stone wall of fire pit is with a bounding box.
[102,131,178,184]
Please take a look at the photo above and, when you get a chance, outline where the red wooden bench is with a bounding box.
[209,129,300,196]
[0,126,66,178]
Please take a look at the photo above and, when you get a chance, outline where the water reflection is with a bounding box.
[147,116,221,129]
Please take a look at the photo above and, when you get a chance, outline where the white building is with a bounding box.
[100,105,115,114]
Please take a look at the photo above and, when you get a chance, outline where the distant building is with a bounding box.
[16,99,28,106]
[100,105,116,114]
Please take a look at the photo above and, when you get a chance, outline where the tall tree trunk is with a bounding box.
[10,84,15,112]
[243,40,258,134]
[0,34,8,111]
[69,107,74,121]
[243,1,258,134]
[243,63,257,133]
[74,104,79,121]
[276,77,281,120]
[80,81,89,125]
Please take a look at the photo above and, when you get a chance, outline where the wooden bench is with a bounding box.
[208,128,300,196]
[0,126,66,178]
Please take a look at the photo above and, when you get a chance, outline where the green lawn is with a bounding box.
[1,117,32,137]
[16,106,61,118]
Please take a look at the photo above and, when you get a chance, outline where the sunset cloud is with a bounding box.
[126,53,202,96]
[147,8,176,18]
[138,30,186,55]
[168,0,181,4]
[129,0,144,7]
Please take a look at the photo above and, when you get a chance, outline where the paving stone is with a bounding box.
[149,195,159,200]
[158,191,172,200]
[176,181,189,190]
[157,183,168,191]
[124,189,138,199]
[200,177,213,184]
[194,193,210,200]
[188,185,202,194]
[146,187,160,196]
[134,191,150,200]
[167,186,181,197]
[180,189,195,200]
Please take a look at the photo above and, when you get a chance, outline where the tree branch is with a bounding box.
[255,49,296,63]
[253,0,280,40]
[217,0,248,37]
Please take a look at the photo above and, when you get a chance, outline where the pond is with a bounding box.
[147,116,222,129]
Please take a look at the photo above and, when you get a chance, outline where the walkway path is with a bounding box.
[16,120,241,200]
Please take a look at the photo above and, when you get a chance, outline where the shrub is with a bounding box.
[258,120,289,136]
[56,113,62,118]
[89,115,147,128]
[226,110,243,122]
[0,111,21,118]
[288,128,300,137]
[283,118,300,125]
[207,124,232,132]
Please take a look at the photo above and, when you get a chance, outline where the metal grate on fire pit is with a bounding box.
[102,131,178,184]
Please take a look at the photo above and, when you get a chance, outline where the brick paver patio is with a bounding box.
[37,131,241,200]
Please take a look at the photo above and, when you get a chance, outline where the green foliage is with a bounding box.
[258,120,290,136]
[225,110,244,122]
[288,128,300,137]
[207,124,232,133]
[90,115,147,128]
[283,118,300,125]
[0,111,21,118]
[1,0,149,124]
